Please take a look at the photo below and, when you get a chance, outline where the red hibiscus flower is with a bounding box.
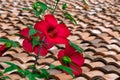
[58,45,84,76]
[0,44,10,56]
[34,14,70,44]
[20,28,53,56]
[0,44,6,56]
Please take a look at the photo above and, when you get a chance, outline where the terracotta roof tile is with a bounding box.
[81,66,91,73]
[37,58,55,65]
[104,57,116,63]
[113,54,120,61]
[108,61,120,67]
[49,73,73,80]
[51,61,61,66]
[91,76,106,80]
[84,58,92,64]
[0,57,12,62]
[103,73,119,80]
[83,70,104,79]
[9,73,26,80]
[88,62,105,68]
[73,77,88,80]
[99,65,118,72]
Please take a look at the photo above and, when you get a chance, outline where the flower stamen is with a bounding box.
[47,27,57,38]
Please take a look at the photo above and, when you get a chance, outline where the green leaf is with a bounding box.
[27,73,35,80]
[33,2,47,11]
[18,69,34,78]
[27,25,37,37]
[27,25,33,29]
[33,73,45,79]
[62,3,67,10]
[17,69,29,77]
[50,64,56,69]
[4,62,18,73]
[4,62,18,67]
[50,64,74,77]
[29,29,37,37]
[4,66,16,73]
[0,38,19,47]
[69,41,84,53]
[33,2,47,16]
[27,65,35,69]
[18,69,36,80]
[12,41,19,47]
[35,10,41,17]
[32,36,40,47]
[17,69,25,77]
[0,72,3,76]
[82,0,87,4]
[57,65,74,77]
[64,12,77,25]
[18,69,49,79]
[40,69,49,78]
[5,42,12,48]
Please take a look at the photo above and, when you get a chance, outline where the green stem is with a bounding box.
[32,37,45,72]
[32,44,42,72]
[52,0,60,14]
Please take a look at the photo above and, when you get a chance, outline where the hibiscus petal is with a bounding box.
[70,53,84,66]
[20,28,29,38]
[49,37,69,44]
[69,64,82,76]
[0,45,6,56]
[23,39,33,52]
[0,45,6,51]
[45,14,57,26]
[34,20,48,34]
[34,46,48,56]
[57,23,70,37]
[43,38,54,49]
[58,50,65,60]
[64,44,76,56]
[57,50,67,65]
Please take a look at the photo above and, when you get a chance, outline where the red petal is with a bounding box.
[48,37,69,44]
[20,28,29,38]
[22,39,33,52]
[45,14,57,26]
[70,53,84,66]
[58,50,66,65]
[0,45,6,56]
[34,20,48,34]
[0,45,6,51]
[58,50,65,59]
[64,44,76,56]
[0,52,3,56]
[43,38,54,49]
[69,64,82,76]
[34,46,48,56]
[57,23,70,37]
